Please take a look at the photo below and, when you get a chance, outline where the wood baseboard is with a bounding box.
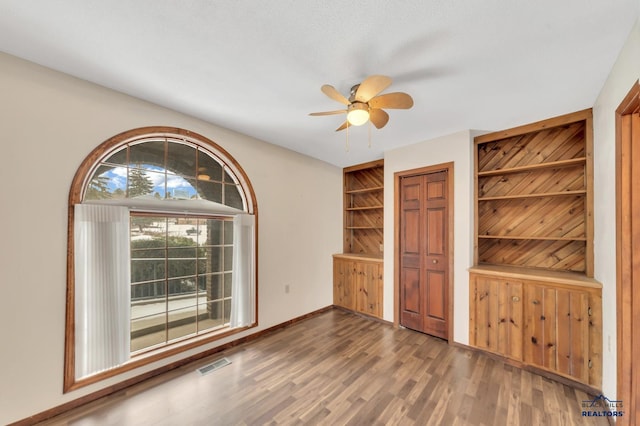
[332,305,393,326]
[10,306,334,426]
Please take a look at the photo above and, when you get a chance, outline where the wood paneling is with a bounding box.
[477,122,585,172]
[479,165,585,198]
[478,239,586,272]
[478,196,586,239]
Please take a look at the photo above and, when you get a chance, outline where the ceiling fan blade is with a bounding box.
[368,92,414,109]
[369,109,389,129]
[321,84,350,105]
[355,75,392,102]
[335,121,350,131]
[309,110,347,116]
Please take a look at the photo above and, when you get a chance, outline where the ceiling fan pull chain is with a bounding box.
[368,119,372,148]
[345,122,350,152]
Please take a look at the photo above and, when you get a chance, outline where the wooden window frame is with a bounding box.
[64,127,258,393]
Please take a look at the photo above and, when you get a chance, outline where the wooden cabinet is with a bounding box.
[469,266,602,388]
[333,254,383,319]
[474,109,593,276]
[334,160,384,319]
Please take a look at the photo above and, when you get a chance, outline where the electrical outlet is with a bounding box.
[285,284,290,294]
[379,244,384,252]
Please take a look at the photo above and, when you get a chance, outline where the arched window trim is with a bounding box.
[64,127,258,393]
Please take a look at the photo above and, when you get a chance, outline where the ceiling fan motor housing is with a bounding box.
[348,84,361,102]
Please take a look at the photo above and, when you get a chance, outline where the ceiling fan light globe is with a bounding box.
[347,105,370,126]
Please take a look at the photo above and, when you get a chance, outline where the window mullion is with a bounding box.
[164,217,169,345]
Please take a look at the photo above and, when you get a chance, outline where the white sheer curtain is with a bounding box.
[230,214,256,328]
[74,204,131,379]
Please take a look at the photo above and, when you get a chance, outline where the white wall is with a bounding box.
[592,17,640,400]
[0,52,342,425]
[383,130,475,344]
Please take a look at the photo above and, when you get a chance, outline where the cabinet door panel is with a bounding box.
[356,262,372,316]
[333,259,355,309]
[524,284,590,382]
[556,289,589,382]
[357,262,382,317]
[472,276,492,350]
[334,258,383,319]
[498,281,523,360]
[471,274,522,360]
[523,285,545,366]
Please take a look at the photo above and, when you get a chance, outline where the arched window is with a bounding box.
[65,127,257,392]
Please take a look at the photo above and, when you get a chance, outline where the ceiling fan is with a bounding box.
[309,75,414,131]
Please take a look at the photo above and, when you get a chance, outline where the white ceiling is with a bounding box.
[1,1,638,167]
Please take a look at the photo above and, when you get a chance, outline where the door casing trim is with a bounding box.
[616,79,640,426]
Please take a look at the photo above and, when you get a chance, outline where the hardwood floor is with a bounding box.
[40,309,606,425]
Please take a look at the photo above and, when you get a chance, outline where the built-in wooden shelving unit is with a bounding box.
[343,160,384,256]
[469,109,602,390]
[334,159,384,319]
[474,110,594,275]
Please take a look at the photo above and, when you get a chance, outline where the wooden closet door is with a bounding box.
[399,170,449,338]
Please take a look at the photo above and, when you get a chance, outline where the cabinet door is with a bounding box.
[523,285,589,382]
[333,259,355,310]
[356,262,383,318]
[470,274,523,360]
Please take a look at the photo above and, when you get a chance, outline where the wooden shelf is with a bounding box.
[346,205,384,211]
[343,160,384,255]
[478,190,586,201]
[478,235,586,241]
[345,186,384,194]
[469,264,602,290]
[333,253,383,262]
[477,157,586,177]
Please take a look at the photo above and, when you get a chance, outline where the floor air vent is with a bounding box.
[197,357,231,376]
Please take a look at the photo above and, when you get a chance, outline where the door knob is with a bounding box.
[432,259,438,264]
